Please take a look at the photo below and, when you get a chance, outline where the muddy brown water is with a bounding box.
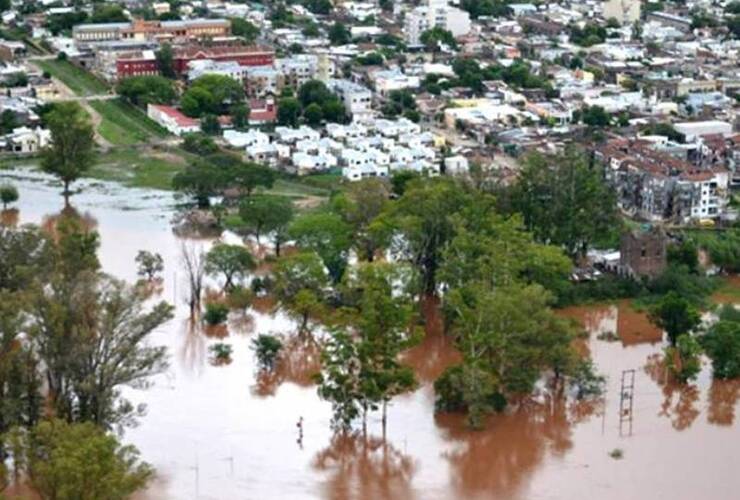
[2,169,739,500]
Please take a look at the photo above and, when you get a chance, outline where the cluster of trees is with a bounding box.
[45,3,128,35]
[420,27,458,52]
[278,80,347,127]
[381,90,420,122]
[459,0,512,19]
[172,151,276,208]
[569,23,608,47]
[181,74,245,118]
[253,173,606,430]
[0,215,171,496]
[116,75,177,107]
[451,58,555,96]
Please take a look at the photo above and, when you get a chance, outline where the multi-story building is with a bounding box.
[276,55,320,91]
[404,0,471,45]
[327,79,373,123]
[172,45,274,75]
[596,138,731,222]
[73,19,231,48]
[603,0,641,25]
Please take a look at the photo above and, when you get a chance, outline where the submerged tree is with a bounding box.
[289,211,352,283]
[181,242,206,317]
[272,251,329,334]
[7,419,153,499]
[135,250,164,281]
[238,195,294,251]
[649,292,701,346]
[205,243,256,292]
[40,102,95,202]
[331,178,390,262]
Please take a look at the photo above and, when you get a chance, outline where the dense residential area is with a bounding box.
[1,1,740,499]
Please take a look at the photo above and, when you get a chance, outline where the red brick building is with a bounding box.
[116,50,158,78]
[114,45,274,80]
[172,45,274,75]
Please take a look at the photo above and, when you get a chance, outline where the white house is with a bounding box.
[148,104,199,136]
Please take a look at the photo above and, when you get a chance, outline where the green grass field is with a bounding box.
[89,99,169,146]
[35,59,109,96]
[90,146,191,190]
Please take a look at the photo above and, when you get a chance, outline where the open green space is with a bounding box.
[89,99,169,146]
[90,146,190,190]
[34,59,109,96]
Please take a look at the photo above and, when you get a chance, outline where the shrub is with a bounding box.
[251,334,283,370]
[209,342,233,361]
[226,285,254,310]
[0,183,19,209]
[204,302,229,325]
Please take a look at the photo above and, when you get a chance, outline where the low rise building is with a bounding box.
[147,104,199,136]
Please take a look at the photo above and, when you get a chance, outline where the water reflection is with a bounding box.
[313,433,416,500]
[40,203,98,240]
[437,395,592,500]
[0,208,18,227]
[251,334,321,397]
[179,319,206,376]
[645,354,701,431]
[707,379,740,426]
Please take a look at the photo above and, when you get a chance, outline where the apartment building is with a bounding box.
[404,0,471,45]
[73,19,231,47]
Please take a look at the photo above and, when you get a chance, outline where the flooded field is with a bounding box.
[3,168,739,500]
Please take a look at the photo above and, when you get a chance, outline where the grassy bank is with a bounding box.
[90,146,191,190]
[35,59,109,96]
[89,99,169,146]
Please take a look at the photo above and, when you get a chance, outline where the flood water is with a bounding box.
[3,167,740,500]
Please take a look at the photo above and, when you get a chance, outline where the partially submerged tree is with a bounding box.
[273,251,329,334]
[7,419,153,500]
[289,211,351,283]
[40,102,95,201]
[238,195,294,251]
[205,243,256,292]
[649,292,701,346]
[181,243,206,317]
[0,183,18,209]
[135,250,164,281]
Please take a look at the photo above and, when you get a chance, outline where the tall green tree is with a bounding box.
[204,243,256,291]
[116,76,176,106]
[331,178,390,262]
[238,195,294,252]
[172,158,228,208]
[289,211,352,283]
[702,310,740,379]
[155,42,175,78]
[648,291,701,346]
[272,251,329,333]
[40,102,95,201]
[380,178,472,295]
[7,419,153,500]
[508,148,618,257]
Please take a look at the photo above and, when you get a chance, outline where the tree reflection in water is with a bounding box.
[436,394,594,499]
[707,379,740,426]
[251,333,322,397]
[179,318,206,376]
[645,354,700,430]
[41,203,98,240]
[0,208,19,227]
[312,432,416,500]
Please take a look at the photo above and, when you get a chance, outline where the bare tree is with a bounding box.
[180,243,206,318]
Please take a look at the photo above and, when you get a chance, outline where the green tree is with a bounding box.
[380,178,472,295]
[277,97,300,126]
[581,105,611,127]
[116,76,176,107]
[182,74,244,117]
[8,419,152,500]
[0,109,18,134]
[90,3,128,23]
[230,17,260,42]
[649,292,701,346]
[328,22,351,45]
[231,102,250,129]
[251,334,283,370]
[331,178,390,262]
[508,148,618,257]
[135,250,163,281]
[0,184,18,209]
[289,211,352,283]
[272,251,329,333]
[155,43,175,79]
[204,243,256,291]
[181,132,218,156]
[40,102,95,201]
[304,102,323,125]
[420,27,457,51]
[702,311,740,379]
[172,158,228,208]
[200,114,221,135]
[303,0,332,14]
[664,334,702,383]
[238,195,294,252]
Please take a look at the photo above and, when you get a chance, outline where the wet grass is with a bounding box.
[89,99,169,146]
[35,59,109,96]
[90,146,189,190]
